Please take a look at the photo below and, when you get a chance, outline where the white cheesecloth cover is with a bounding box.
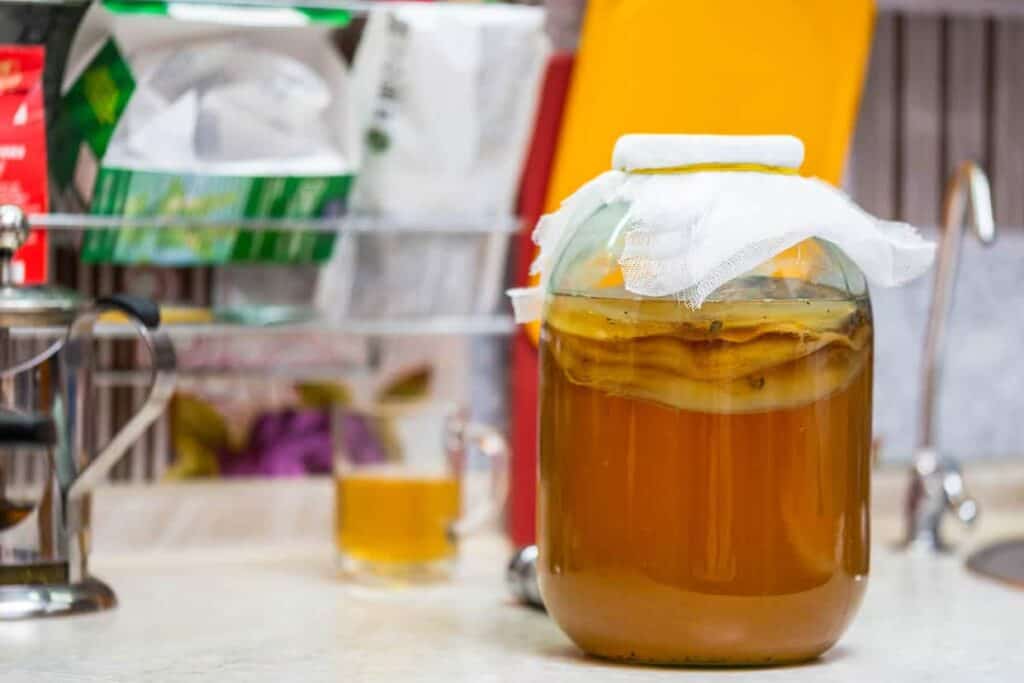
[509,134,935,322]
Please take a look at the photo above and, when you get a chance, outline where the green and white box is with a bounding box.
[54,0,357,265]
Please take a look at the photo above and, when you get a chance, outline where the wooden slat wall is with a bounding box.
[850,11,1024,228]
[900,15,943,225]
[992,21,1024,224]
[850,14,898,219]
[880,0,1024,18]
[946,17,988,181]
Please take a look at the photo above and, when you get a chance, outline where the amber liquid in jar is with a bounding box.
[539,285,872,665]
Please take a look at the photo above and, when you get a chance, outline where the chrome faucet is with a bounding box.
[903,161,996,552]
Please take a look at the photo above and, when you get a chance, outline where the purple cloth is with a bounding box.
[217,410,386,477]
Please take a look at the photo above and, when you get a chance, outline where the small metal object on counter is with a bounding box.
[903,162,994,553]
[0,204,177,619]
[507,545,545,610]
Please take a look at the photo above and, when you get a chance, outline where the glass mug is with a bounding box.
[332,402,508,583]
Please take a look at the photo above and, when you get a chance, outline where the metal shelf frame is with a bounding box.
[8,315,516,340]
[30,211,520,235]
[24,211,520,338]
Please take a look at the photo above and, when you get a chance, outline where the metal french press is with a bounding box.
[0,205,176,618]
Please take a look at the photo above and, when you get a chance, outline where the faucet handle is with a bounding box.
[942,466,979,527]
[904,450,979,552]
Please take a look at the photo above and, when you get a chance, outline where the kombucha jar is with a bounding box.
[532,136,884,666]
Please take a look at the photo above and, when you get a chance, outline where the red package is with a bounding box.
[0,46,48,284]
[509,53,576,547]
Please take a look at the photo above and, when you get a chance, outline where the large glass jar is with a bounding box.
[538,198,873,665]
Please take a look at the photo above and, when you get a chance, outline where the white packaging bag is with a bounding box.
[63,3,357,181]
[315,3,549,322]
[348,2,551,221]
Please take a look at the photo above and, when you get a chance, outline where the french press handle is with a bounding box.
[95,295,161,329]
[0,411,56,448]
[65,296,177,501]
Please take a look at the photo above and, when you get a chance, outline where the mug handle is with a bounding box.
[451,421,510,537]
[65,295,177,502]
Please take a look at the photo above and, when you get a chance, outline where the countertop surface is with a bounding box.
[0,478,1023,682]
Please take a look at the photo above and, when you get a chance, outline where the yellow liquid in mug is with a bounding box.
[336,471,461,565]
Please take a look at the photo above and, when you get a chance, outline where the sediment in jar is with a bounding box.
[543,290,872,414]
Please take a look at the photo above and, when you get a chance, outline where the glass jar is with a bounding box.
[537,199,873,665]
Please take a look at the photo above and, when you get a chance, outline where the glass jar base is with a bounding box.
[574,639,834,669]
[0,576,116,619]
[584,649,829,668]
[336,552,456,586]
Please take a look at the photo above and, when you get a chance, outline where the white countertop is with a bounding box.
[0,478,1022,682]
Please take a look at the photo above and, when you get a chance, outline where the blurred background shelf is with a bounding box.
[23,210,518,335]
[95,365,366,386]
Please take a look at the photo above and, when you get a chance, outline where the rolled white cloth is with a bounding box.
[612,133,804,172]
[509,134,935,323]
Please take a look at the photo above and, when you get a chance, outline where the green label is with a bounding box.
[82,168,352,265]
[101,0,168,16]
[52,40,136,189]
[296,7,354,25]
[101,0,352,26]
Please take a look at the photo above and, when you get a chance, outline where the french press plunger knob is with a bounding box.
[0,205,29,286]
[0,205,28,251]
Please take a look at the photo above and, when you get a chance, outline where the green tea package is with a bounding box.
[53,0,356,265]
